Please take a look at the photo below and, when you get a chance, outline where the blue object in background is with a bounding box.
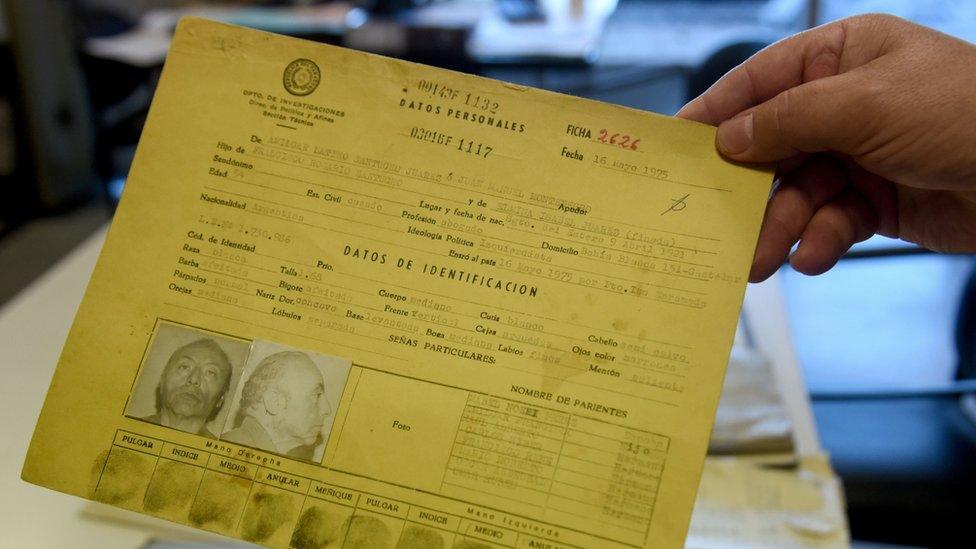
[782,249,972,393]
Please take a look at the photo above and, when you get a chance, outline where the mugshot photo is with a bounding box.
[125,321,251,439]
[219,340,352,463]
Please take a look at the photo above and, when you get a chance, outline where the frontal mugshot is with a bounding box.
[222,351,332,458]
[144,338,234,438]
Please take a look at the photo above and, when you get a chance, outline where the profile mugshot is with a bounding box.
[126,322,249,439]
[221,341,351,462]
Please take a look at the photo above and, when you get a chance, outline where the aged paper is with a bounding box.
[23,18,772,548]
[709,346,794,455]
[688,456,849,548]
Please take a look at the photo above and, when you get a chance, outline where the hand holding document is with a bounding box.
[24,18,772,548]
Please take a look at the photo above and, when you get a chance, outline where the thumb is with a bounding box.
[715,73,871,162]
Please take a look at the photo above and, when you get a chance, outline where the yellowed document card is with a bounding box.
[23,18,771,549]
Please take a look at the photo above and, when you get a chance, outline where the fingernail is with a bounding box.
[717,113,753,155]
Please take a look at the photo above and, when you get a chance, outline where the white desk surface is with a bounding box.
[745,276,821,456]
[0,227,820,547]
[0,227,228,548]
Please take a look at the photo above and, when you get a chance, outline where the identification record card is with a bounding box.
[23,18,772,549]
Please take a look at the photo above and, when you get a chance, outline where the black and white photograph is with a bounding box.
[125,321,250,439]
[220,340,352,463]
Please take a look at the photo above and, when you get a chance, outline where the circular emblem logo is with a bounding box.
[282,58,321,96]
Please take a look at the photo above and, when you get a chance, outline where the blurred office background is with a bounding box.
[1,0,974,545]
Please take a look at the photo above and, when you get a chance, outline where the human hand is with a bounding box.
[677,14,976,282]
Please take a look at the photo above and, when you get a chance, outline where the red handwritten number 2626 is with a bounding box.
[598,129,640,151]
